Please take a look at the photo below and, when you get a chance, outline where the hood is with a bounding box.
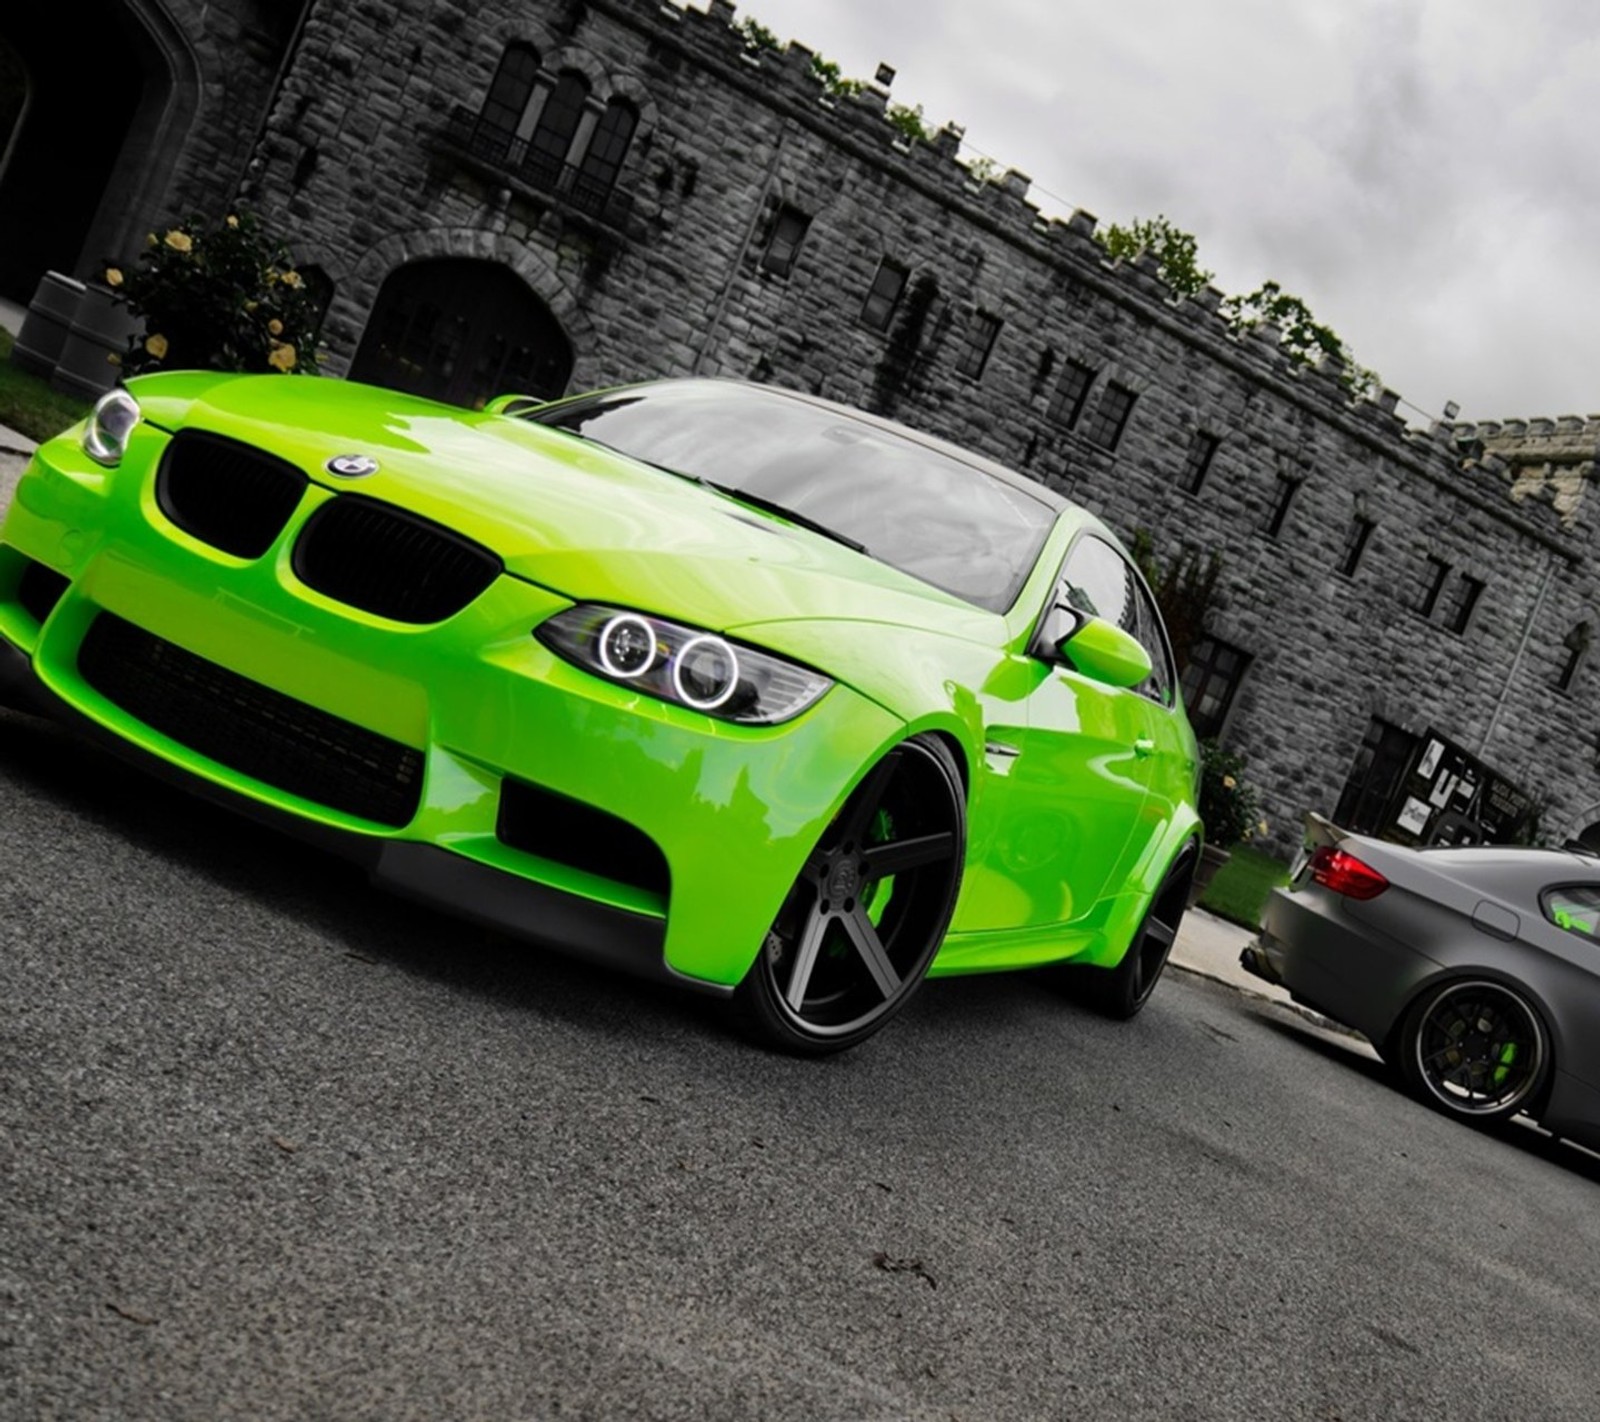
[150,374,1001,642]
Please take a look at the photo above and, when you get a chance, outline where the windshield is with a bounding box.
[530,380,1057,612]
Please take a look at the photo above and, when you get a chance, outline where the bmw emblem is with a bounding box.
[326,453,379,478]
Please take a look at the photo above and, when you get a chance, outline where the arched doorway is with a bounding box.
[0,8,145,300]
[350,258,574,409]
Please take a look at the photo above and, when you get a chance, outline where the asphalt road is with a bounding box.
[5,704,1600,1421]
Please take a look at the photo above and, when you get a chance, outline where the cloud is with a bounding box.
[733,0,1598,418]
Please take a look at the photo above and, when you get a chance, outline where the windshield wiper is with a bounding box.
[701,480,869,555]
[622,456,870,555]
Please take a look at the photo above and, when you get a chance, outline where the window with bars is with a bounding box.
[1179,635,1250,740]
[575,100,638,199]
[527,71,590,179]
[760,206,811,276]
[1339,515,1375,576]
[1449,574,1485,634]
[1081,382,1137,450]
[1047,360,1096,426]
[466,48,641,214]
[860,259,909,331]
[476,43,542,160]
[1418,556,1451,617]
[955,311,1002,378]
[1263,476,1299,537]
[1558,623,1591,692]
[1179,432,1220,494]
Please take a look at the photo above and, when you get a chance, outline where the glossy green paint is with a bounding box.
[0,372,1200,991]
[1060,616,1152,689]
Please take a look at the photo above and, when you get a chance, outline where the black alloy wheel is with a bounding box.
[1061,855,1193,1020]
[736,734,966,1055]
[1399,979,1550,1124]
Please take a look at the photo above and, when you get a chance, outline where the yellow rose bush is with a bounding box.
[106,209,323,376]
[1197,739,1264,850]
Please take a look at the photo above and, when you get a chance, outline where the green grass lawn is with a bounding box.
[1197,844,1291,929]
[0,328,93,443]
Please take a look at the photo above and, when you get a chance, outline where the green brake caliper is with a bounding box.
[865,807,896,927]
[1492,1041,1517,1088]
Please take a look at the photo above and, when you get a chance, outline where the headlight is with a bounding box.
[537,604,833,725]
[82,388,142,467]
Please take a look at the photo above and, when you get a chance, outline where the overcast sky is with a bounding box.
[736,0,1597,427]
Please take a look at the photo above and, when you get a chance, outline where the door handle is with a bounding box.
[1134,738,1156,758]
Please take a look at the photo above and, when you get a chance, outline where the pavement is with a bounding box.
[0,291,1284,1014]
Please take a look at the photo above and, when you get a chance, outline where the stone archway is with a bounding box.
[0,7,146,299]
[349,257,574,409]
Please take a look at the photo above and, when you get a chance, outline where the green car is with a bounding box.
[0,374,1200,1053]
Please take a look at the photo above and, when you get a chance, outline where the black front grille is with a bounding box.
[18,559,70,625]
[498,778,670,900]
[156,430,309,558]
[293,496,501,624]
[78,614,423,827]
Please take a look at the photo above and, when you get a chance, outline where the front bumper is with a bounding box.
[0,433,903,991]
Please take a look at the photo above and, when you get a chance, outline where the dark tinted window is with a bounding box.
[531,382,1057,612]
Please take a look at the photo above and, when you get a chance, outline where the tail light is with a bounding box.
[1309,845,1389,900]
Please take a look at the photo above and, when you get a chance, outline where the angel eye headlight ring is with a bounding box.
[597,613,657,680]
[671,634,740,711]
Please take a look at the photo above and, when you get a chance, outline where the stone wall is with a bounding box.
[175,0,1600,848]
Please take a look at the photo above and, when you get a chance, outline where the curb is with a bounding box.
[1167,959,1363,1040]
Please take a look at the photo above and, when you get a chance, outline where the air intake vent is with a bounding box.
[17,559,69,626]
[293,496,501,624]
[156,430,308,558]
[78,614,424,827]
[498,778,670,900]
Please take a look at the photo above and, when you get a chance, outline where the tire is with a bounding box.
[1398,978,1550,1125]
[1061,854,1193,1020]
[735,734,966,1056]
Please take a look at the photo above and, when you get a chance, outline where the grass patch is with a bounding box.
[0,328,93,444]
[1198,844,1291,929]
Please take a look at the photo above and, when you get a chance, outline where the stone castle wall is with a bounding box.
[165,0,1600,848]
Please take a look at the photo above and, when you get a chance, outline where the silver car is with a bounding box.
[1245,815,1600,1148]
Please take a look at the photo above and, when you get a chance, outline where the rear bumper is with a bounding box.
[1254,885,1444,1045]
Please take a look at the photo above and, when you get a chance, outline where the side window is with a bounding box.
[1128,579,1176,707]
[1048,535,1174,704]
[1544,885,1600,938]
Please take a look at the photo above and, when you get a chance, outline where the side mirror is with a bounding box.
[1056,615,1152,689]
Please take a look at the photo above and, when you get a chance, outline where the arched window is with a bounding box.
[526,71,589,184]
[574,98,637,205]
[476,43,541,161]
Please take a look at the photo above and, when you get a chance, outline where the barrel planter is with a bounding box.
[11,271,87,378]
[1186,842,1232,909]
[53,283,142,400]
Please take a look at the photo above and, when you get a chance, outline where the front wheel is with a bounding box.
[734,735,966,1056]
[1397,979,1549,1125]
